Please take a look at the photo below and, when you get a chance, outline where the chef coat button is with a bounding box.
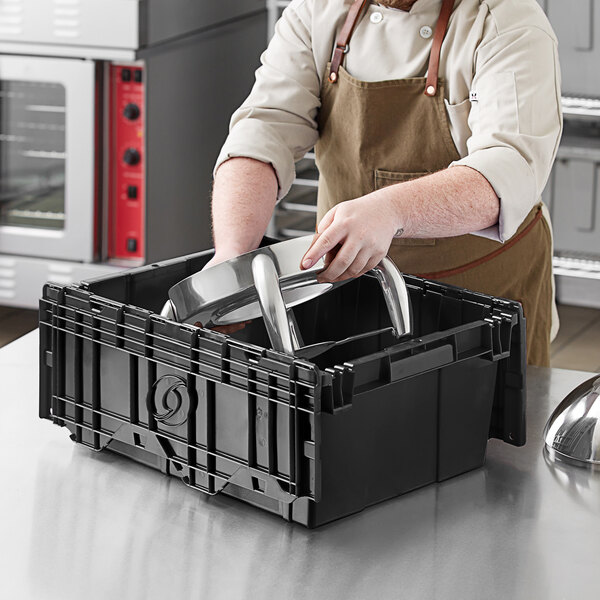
[420,25,433,39]
[370,11,383,24]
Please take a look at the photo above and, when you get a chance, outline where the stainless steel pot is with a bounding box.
[161,235,413,356]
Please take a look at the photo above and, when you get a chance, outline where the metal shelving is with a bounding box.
[537,0,600,306]
[267,0,317,239]
[562,96,600,120]
[545,113,600,303]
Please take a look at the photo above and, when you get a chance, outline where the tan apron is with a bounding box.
[314,0,553,366]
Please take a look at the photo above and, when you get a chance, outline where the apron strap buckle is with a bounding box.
[329,43,350,83]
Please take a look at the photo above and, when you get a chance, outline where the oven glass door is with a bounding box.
[0,56,95,262]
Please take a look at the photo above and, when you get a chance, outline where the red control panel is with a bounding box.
[108,64,145,260]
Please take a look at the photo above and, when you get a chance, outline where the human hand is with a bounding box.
[300,195,399,283]
[196,246,253,335]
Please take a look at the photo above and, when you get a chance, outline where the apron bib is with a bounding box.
[314,0,553,366]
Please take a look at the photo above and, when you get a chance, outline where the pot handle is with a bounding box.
[160,299,176,320]
[251,253,299,355]
[369,257,413,338]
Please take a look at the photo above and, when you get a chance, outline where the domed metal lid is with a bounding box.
[544,375,600,469]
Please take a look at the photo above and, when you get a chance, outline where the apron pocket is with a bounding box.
[444,98,471,157]
[374,169,436,247]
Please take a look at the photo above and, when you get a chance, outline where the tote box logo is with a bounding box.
[146,374,191,427]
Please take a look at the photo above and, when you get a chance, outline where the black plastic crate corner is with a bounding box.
[39,249,526,527]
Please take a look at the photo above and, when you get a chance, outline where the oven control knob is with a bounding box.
[123,148,141,166]
[123,103,140,120]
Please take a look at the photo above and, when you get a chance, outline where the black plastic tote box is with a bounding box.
[39,246,526,528]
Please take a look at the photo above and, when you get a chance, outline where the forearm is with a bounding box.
[211,157,278,259]
[302,166,500,282]
[378,166,500,238]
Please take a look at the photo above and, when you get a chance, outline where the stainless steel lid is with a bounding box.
[161,235,413,356]
[544,375,600,469]
[163,237,337,326]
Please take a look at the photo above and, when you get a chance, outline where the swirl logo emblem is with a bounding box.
[146,374,190,427]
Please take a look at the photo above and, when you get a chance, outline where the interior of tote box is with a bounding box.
[84,249,513,372]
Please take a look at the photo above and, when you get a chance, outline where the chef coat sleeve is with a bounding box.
[214,0,321,200]
[450,26,562,242]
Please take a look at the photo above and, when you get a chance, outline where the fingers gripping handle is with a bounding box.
[370,257,413,338]
[251,254,299,355]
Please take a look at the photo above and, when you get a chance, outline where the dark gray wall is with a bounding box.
[143,10,267,263]
[143,0,265,47]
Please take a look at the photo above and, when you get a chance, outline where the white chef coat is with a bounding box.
[215,0,563,243]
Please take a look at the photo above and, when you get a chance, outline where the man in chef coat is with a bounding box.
[209,0,562,366]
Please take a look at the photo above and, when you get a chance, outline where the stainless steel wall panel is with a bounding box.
[0,0,140,50]
[548,156,600,256]
[0,253,123,309]
[555,272,600,309]
[539,0,600,97]
[0,0,267,53]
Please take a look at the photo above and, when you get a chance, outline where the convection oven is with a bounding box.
[0,0,267,307]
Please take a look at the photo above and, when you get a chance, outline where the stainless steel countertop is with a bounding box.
[1,330,599,600]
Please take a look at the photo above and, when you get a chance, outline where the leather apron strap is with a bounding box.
[424,0,455,96]
[329,0,370,83]
[328,0,456,97]
[415,206,544,279]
